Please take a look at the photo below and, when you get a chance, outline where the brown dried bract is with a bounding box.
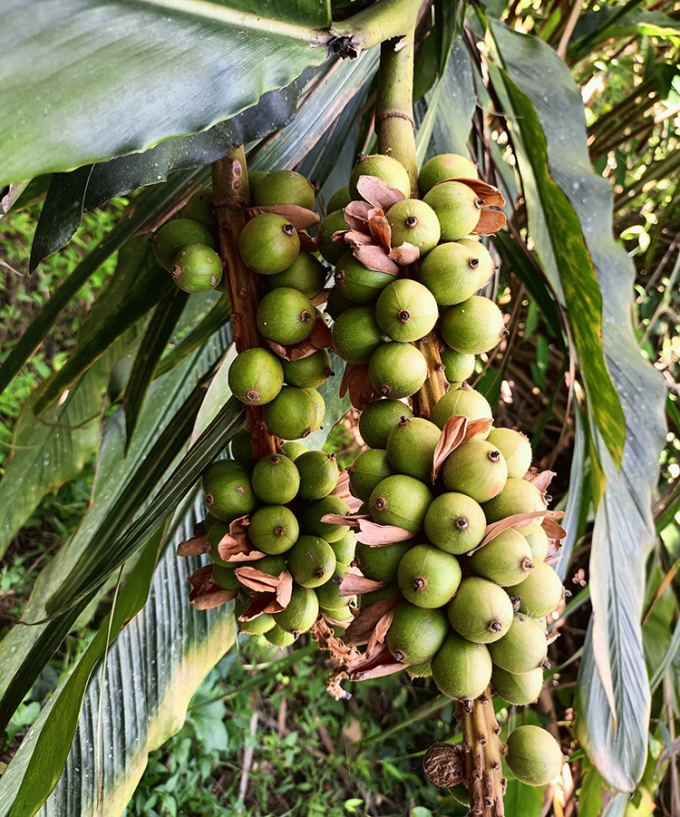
[193,520,207,537]
[177,534,210,557]
[388,242,420,265]
[368,214,392,251]
[327,667,352,701]
[456,178,506,208]
[355,518,415,545]
[188,564,237,610]
[338,573,388,597]
[245,204,320,230]
[366,607,395,658]
[265,316,332,362]
[464,417,494,441]
[528,470,557,493]
[344,596,400,646]
[472,208,507,235]
[432,414,468,482]
[339,229,375,247]
[217,515,265,563]
[339,363,380,410]
[354,244,399,275]
[320,512,368,529]
[347,642,406,681]
[477,510,566,549]
[343,199,373,230]
[542,517,567,540]
[235,566,293,602]
[356,175,406,210]
[299,232,318,253]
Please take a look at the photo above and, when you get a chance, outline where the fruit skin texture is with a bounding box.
[488,613,548,673]
[153,218,216,271]
[266,624,297,647]
[441,296,505,355]
[369,475,433,532]
[483,478,546,535]
[349,449,395,502]
[440,348,476,385]
[281,441,307,462]
[330,533,356,564]
[458,238,495,284]
[263,252,326,299]
[525,527,550,561]
[507,559,563,617]
[386,417,440,483]
[486,428,532,479]
[397,544,462,608]
[505,726,563,786]
[442,438,508,504]
[170,243,222,293]
[386,601,449,664]
[423,181,482,241]
[202,460,258,522]
[386,199,441,254]
[318,210,350,266]
[431,387,493,433]
[447,577,514,643]
[492,665,543,706]
[282,349,332,390]
[183,186,214,228]
[418,154,478,195]
[424,492,487,555]
[287,535,336,588]
[228,347,284,406]
[248,505,299,555]
[431,632,493,700]
[356,540,413,583]
[327,186,351,213]
[253,169,315,210]
[231,427,254,465]
[238,612,276,635]
[350,154,411,200]
[212,564,241,591]
[248,171,268,197]
[334,252,394,304]
[368,343,427,399]
[418,242,482,306]
[239,214,300,275]
[251,454,300,504]
[325,285,353,319]
[305,387,325,430]
[295,451,339,500]
[468,528,534,586]
[263,387,318,440]
[358,399,413,449]
[375,279,439,342]
[315,561,356,610]
[256,287,314,346]
[331,306,384,365]
[274,584,320,635]
[300,495,351,542]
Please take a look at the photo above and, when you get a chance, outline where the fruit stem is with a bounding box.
[457,692,506,816]
[411,332,449,420]
[329,0,422,55]
[212,146,277,460]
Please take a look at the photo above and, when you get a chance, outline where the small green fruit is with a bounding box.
[356,540,413,583]
[287,535,336,588]
[282,349,333,390]
[248,171,268,197]
[386,417,440,482]
[281,441,308,461]
[368,343,427,399]
[492,665,543,706]
[239,613,276,635]
[251,453,300,504]
[324,603,354,622]
[305,387,326,430]
[213,563,241,591]
[183,186,215,229]
[326,186,351,213]
[440,349,476,384]
[331,306,384,364]
[263,387,318,440]
[296,450,339,500]
[419,154,478,195]
[230,426,254,465]
[418,242,483,306]
[326,285,353,319]
[361,583,402,607]
[488,613,548,673]
[468,529,534,586]
[507,560,563,618]
[525,527,550,561]
[248,505,299,555]
[253,170,315,210]
[457,238,495,284]
[170,244,222,293]
[330,533,357,564]
[375,279,439,343]
[273,583,320,635]
[386,199,441,254]
[251,553,288,577]
[441,296,505,355]
[397,544,462,608]
[317,210,350,266]
[334,252,395,304]
[315,562,355,610]
[431,632,492,700]
[431,386,493,433]
[447,577,514,643]
[349,449,395,502]
[424,492,487,555]
[207,521,233,566]
[350,154,411,200]
[299,495,351,542]
[386,601,449,664]
[263,252,326,299]
[441,438,508,503]
[265,624,297,647]
[486,428,532,479]
[505,726,563,786]
[153,218,216,272]
[407,660,432,678]
[369,474,433,532]
[257,287,314,346]
[239,214,300,275]
[202,460,258,522]
[228,347,284,406]
[483,478,546,535]
[358,399,413,448]
[423,181,482,241]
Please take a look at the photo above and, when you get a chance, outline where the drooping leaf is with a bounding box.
[570,7,680,57]
[556,403,587,581]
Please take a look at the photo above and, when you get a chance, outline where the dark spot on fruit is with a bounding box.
[245,389,260,402]
[314,568,325,579]
[332,576,342,585]
[171,265,180,277]
[398,310,411,323]
[468,257,480,269]
[413,577,426,592]
[292,630,301,639]
[270,455,281,464]
[455,517,469,531]
[399,416,411,427]
[488,450,501,462]
[274,526,286,537]
[521,558,534,571]
[544,494,552,506]
[393,650,405,662]
[334,270,345,284]
[282,223,295,236]
[380,385,391,396]
[300,310,312,323]
[406,216,418,228]
[475,198,485,209]
[375,496,387,511]
[236,486,246,495]
[510,595,521,612]
[488,620,503,633]
[205,493,214,505]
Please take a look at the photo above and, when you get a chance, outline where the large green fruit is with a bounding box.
[263,252,326,299]
[228,347,284,406]
[440,349,476,385]
[295,450,339,500]
[239,613,276,635]
[202,460,258,522]
[330,533,357,564]
[212,563,241,591]
[431,632,492,700]
[507,560,563,617]
[251,453,300,504]
[248,171,268,198]
[253,169,315,209]
[299,495,351,542]
[334,252,394,304]
[418,154,478,195]
[491,666,543,706]
[447,577,514,643]
[239,214,300,275]
[386,199,441,254]
[356,540,413,583]
[257,287,314,346]
[315,562,355,610]
[407,660,432,678]
[368,343,427,399]
[282,349,333,390]
[183,186,214,228]
[369,474,433,532]
[263,387,318,440]
[358,399,413,448]
[424,492,487,555]
[326,186,351,213]
[317,210,350,266]
[350,154,410,200]
[386,417,440,482]
[153,218,216,271]
[386,601,448,664]
[265,624,297,647]
[281,441,308,462]
[423,182,482,241]
[524,527,550,561]
[483,478,546,535]
[273,584,320,635]
[468,529,534,587]
[248,505,299,555]
[458,238,495,285]
[441,438,508,503]
[305,387,325,430]
[431,386,492,432]
[505,726,563,786]
[488,613,548,673]
[231,427,254,466]
[348,449,395,502]
[375,279,439,343]
[486,428,532,479]
[325,285,353,319]
[418,242,482,306]
[171,244,222,293]
[331,306,384,364]
[397,544,461,608]
[440,296,505,355]
[287,535,336,588]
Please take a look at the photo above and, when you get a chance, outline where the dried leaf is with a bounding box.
[528,470,556,493]
[327,667,351,701]
[368,214,392,252]
[546,630,561,647]
[388,243,420,266]
[478,510,566,548]
[347,642,406,681]
[338,363,379,410]
[542,517,567,540]
[432,414,468,482]
[356,518,415,545]
[356,175,406,210]
[456,178,506,208]
[312,617,358,662]
[343,200,372,231]
[353,244,399,275]
[310,288,330,307]
[193,520,207,537]
[177,534,210,557]
[331,473,364,512]
[339,573,388,597]
[216,515,263,563]
[299,232,318,253]
[344,596,400,645]
[264,317,332,362]
[188,565,237,610]
[192,589,238,610]
[464,418,494,441]
[332,229,351,244]
[472,209,507,235]
[320,513,368,529]
[246,204,320,230]
[342,229,376,248]
[366,608,395,658]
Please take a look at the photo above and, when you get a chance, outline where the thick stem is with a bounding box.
[411,333,449,420]
[330,0,422,54]
[212,147,276,461]
[459,691,506,817]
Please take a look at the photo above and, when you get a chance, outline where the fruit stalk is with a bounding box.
[212,147,277,460]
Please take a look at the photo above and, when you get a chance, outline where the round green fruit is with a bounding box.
[397,544,461,608]
[386,417,440,483]
[324,603,354,622]
[356,540,413,583]
[525,527,550,561]
[349,449,395,502]
[317,210,350,266]
[505,726,563,787]
[361,583,403,607]
[153,219,216,272]
[239,613,276,635]
[369,474,433,532]
[263,252,326,299]
[330,533,356,564]
[247,170,268,197]
[305,388,325,430]
[213,563,241,591]
[358,399,413,449]
[170,243,222,293]
[239,214,300,275]
[331,306,384,364]
[202,460,258,522]
[486,428,532,479]
[325,285,353,319]
[468,529,534,587]
[482,478,546,535]
[424,492,486,555]
[230,427,253,466]
[350,154,410,201]
[407,661,432,678]
[273,583,320,635]
[431,632,492,701]
[386,199,441,255]
[282,349,332,390]
[386,601,448,664]
[441,438,508,503]
[418,154,478,195]
[457,238,495,285]
[423,181,482,242]
[253,169,315,210]
[182,186,214,228]
[281,441,308,461]
[507,560,563,618]
[492,666,543,706]
[207,520,232,566]
[440,296,505,356]
[431,386,493,433]
[265,624,297,647]
[334,252,394,305]
[287,535,336,588]
[488,613,548,673]
[440,348,476,384]
[315,562,355,610]
[295,450,339,500]
[248,505,299,555]
[228,347,284,406]
[447,577,514,643]
[375,279,439,343]
[251,453,300,504]
[368,343,427,399]
[263,387,318,440]
[326,186,351,213]
[418,242,483,307]
[299,495,350,542]
[257,287,314,346]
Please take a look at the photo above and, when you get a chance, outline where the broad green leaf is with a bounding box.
[571,7,680,56]
[556,403,587,581]
[0,0,330,186]
[577,764,604,817]
[502,779,543,817]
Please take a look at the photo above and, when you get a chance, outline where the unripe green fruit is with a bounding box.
[170,244,222,293]
[442,438,508,503]
[488,613,548,673]
[431,632,493,700]
[457,238,495,285]
[326,285,353,319]
[397,544,462,608]
[369,474,433,532]
[263,387,318,440]
[248,505,299,555]
[447,577,514,643]
[418,242,483,306]
[440,349,476,384]
[251,454,300,504]
[153,219,217,272]
[230,427,254,466]
[368,343,427,399]
[282,349,332,390]
[265,624,297,647]
[331,306,384,365]
[486,428,532,480]
[507,560,563,618]
[202,460,258,522]
[296,450,339,500]
[483,478,546,535]
[406,660,432,678]
[287,535,336,588]
[386,601,448,664]
[213,563,241,591]
[183,186,215,229]
[431,386,493,433]
[257,287,314,346]
[492,665,543,706]
[386,199,441,254]
[315,561,355,610]
[228,347,284,406]
[418,154,478,195]
[525,527,550,561]
[358,399,413,448]
[468,529,534,586]
[349,449,395,502]
[350,154,411,201]
[305,387,326,430]
[386,417,440,483]
[273,583,319,635]
[300,495,351,542]
[207,520,233,566]
[248,171,268,198]
[361,583,402,607]
[263,252,326,299]
[281,441,308,461]
[424,492,487,555]
[324,603,354,621]
[334,252,394,305]
[239,214,300,275]
[375,279,439,343]
[318,210,350,266]
[253,170,315,210]
[204,513,220,533]
[326,186,351,213]
[441,296,505,356]
[239,613,276,635]
[423,182,482,241]
[330,533,356,564]
[505,726,563,786]
[356,540,413,583]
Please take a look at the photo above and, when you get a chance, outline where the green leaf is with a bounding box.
[556,402,587,581]
[0,0,330,186]
[571,7,680,56]
[503,779,543,817]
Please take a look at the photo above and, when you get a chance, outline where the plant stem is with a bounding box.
[212,147,276,460]
[458,692,506,816]
[330,0,422,54]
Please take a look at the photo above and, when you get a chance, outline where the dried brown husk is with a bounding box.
[388,243,420,265]
[347,642,406,681]
[246,204,320,230]
[477,509,566,550]
[177,534,210,557]
[431,414,468,482]
[366,608,395,658]
[339,364,379,410]
[217,515,266,563]
[188,565,238,610]
[356,175,406,210]
[264,316,332,361]
[353,244,399,274]
[344,596,400,646]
